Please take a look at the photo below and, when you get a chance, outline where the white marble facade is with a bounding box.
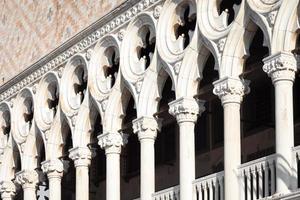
[0,0,300,200]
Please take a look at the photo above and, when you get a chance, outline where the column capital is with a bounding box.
[0,181,16,199]
[41,159,69,179]
[69,147,91,167]
[132,116,160,140]
[97,132,128,154]
[263,52,297,83]
[168,97,206,123]
[213,77,250,105]
[15,170,39,189]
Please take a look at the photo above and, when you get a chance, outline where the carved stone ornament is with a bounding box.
[213,77,250,105]
[41,159,69,179]
[69,147,91,167]
[0,181,16,199]
[134,79,143,93]
[153,5,162,19]
[267,10,278,26]
[217,38,226,52]
[263,52,297,83]
[132,116,160,140]
[97,132,128,154]
[15,170,39,189]
[169,97,206,123]
[85,49,93,61]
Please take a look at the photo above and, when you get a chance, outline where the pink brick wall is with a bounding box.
[0,0,125,86]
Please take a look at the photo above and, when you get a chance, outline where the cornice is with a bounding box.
[0,0,162,102]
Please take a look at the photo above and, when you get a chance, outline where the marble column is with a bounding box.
[0,181,16,200]
[41,159,68,200]
[263,52,297,193]
[132,116,159,200]
[213,77,249,200]
[98,132,128,200]
[69,147,91,200]
[169,97,206,200]
[15,170,39,200]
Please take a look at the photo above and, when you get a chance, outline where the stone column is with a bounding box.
[42,159,68,200]
[0,181,16,200]
[169,97,206,200]
[69,147,91,200]
[98,132,128,200]
[132,117,159,200]
[263,52,297,193]
[213,77,249,200]
[15,170,39,200]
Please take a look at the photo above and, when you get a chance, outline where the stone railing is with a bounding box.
[239,154,277,200]
[152,185,180,200]
[193,171,224,200]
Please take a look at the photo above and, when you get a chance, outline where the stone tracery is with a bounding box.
[0,0,300,200]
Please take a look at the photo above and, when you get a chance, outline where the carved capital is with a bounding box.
[69,147,91,167]
[168,97,206,123]
[41,159,69,179]
[97,132,128,154]
[132,117,160,140]
[213,77,250,105]
[0,181,16,199]
[15,170,39,189]
[263,52,297,83]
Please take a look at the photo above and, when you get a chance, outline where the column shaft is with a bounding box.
[223,102,241,200]
[48,176,62,200]
[106,153,120,200]
[274,80,294,192]
[75,165,89,200]
[179,121,196,200]
[23,187,36,200]
[140,138,155,200]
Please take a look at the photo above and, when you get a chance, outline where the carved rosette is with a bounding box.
[263,52,297,83]
[132,116,160,140]
[0,181,16,199]
[15,170,39,189]
[168,97,206,123]
[69,147,91,167]
[41,159,69,179]
[213,77,250,105]
[97,132,128,154]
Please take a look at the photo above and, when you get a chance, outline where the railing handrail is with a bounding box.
[239,154,277,170]
[193,171,224,184]
[152,185,180,197]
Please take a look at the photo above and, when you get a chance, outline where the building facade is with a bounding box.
[0,0,300,200]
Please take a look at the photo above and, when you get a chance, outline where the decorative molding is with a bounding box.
[0,0,161,102]
[15,170,39,189]
[0,181,16,199]
[132,116,160,140]
[98,132,128,154]
[41,159,69,179]
[168,97,206,123]
[263,52,297,83]
[69,147,91,167]
[213,77,250,105]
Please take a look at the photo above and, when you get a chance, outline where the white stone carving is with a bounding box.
[0,181,16,199]
[15,170,39,189]
[169,97,206,123]
[263,52,297,82]
[98,132,128,154]
[213,77,250,105]
[132,116,160,140]
[69,147,91,167]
